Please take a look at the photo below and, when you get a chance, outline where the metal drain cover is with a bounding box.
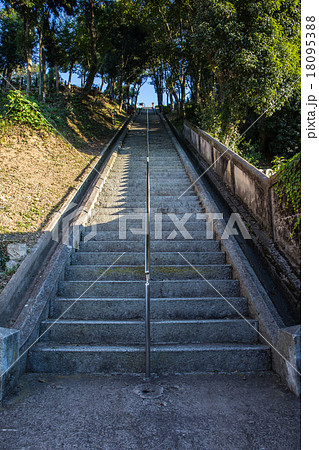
[134,384,164,399]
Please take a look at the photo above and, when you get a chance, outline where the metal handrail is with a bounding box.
[145,108,151,379]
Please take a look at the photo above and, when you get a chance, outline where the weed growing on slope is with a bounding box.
[2,90,52,131]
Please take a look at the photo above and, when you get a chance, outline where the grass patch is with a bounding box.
[0,89,128,289]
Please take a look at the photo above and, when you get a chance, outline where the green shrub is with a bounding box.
[199,101,241,152]
[237,140,262,167]
[272,153,301,237]
[3,90,52,131]
[199,102,262,166]
[162,105,171,114]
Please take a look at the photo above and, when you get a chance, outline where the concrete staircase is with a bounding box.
[28,113,270,374]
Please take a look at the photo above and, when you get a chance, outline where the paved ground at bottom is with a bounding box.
[0,372,300,449]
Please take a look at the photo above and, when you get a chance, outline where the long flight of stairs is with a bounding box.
[28,112,270,374]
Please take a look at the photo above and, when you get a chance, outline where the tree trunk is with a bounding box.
[134,92,139,108]
[194,66,201,104]
[110,78,115,100]
[214,71,225,106]
[125,84,130,107]
[42,56,47,101]
[83,0,98,95]
[119,81,123,110]
[24,17,32,93]
[100,75,104,92]
[6,68,12,83]
[83,67,98,95]
[131,83,136,106]
[258,116,270,159]
[171,86,180,113]
[68,62,73,89]
[1,67,6,87]
[154,75,163,112]
[55,63,59,94]
[38,27,43,97]
[180,80,186,119]
[118,51,124,109]
[169,89,174,110]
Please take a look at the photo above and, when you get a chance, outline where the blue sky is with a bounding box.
[60,72,159,106]
[137,80,158,106]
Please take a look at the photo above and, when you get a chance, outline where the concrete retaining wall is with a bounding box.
[182,120,301,271]
[164,115,301,396]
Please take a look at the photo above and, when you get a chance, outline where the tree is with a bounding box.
[193,0,300,120]
[82,0,99,94]
[4,0,39,93]
[58,18,81,89]
[0,7,25,84]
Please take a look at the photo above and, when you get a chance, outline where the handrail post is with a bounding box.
[145,107,151,379]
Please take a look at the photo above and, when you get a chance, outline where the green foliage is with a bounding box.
[195,0,300,117]
[237,141,263,168]
[183,0,301,162]
[273,152,301,237]
[0,0,300,163]
[261,91,301,159]
[198,100,263,166]
[0,7,25,75]
[3,90,52,131]
[198,101,239,151]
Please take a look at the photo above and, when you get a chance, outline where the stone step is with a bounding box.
[92,203,203,212]
[109,170,188,176]
[71,251,226,266]
[27,343,271,374]
[114,159,182,163]
[91,206,204,218]
[106,188,195,196]
[103,180,192,189]
[40,318,258,345]
[97,202,202,211]
[103,188,193,197]
[78,239,220,253]
[98,193,197,200]
[52,297,248,320]
[79,230,214,242]
[88,213,208,225]
[106,170,187,178]
[108,177,190,184]
[82,219,211,232]
[26,113,270,378]
[58,279,240,298]
[65,264,232,281]
[97,196,201,207]
[115,158,182,163]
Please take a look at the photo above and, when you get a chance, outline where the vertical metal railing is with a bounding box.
[145,108,151,379]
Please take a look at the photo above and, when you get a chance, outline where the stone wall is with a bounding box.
[182,120,301,272]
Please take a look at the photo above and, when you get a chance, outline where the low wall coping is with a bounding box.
[183,120,270,186]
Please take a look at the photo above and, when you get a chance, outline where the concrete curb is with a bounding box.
[0,113,136,401]
[160,113,301,396]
